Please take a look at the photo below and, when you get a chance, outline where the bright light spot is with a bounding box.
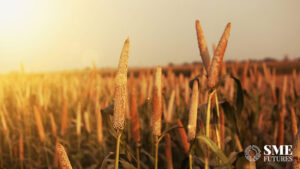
[0,1,33,30]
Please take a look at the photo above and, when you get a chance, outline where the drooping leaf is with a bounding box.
[221,101,237,132]
[140,149,155,164]
[197,135,234,169]
[100,152,114,169]
[158,124,180,143]
[230,75,243,117]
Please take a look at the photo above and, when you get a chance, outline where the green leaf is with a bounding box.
[197,135,234,169]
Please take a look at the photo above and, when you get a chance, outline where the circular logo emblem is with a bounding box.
[245,145,261,161]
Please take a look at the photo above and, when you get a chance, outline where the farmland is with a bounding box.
[0,23,299,169]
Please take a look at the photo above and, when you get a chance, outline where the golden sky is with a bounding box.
[0,0,299,73]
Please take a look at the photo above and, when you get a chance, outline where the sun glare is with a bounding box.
[0,1,34,30]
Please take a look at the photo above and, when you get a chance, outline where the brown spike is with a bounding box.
[184,78,190,105]
[49,113,57,138]
[152,67,162,136]
[96,110,103,143]
[177,119,190,155]
[221,61,227,76]
[212,43,217,55]
[187,80,199,142]
[34,106,45,142]
[19,134,24,164]
[290,106,298,142]
[139,73,147,105]
[84,111,91,134]
[113,38,130,131]
[0,108,8,135]
[208,23,231,88]
[117,38,130,75]
[60,99,69,136]
[166,90,176,123]
[262,62,271,81]
[175,84,180,107]
[165,134,174,169]
[242,60,249,88]
[195,20,211,73]
[281,75,287,107]
[277,108,286,146]
[56,143,73,169]
[130,87,140,143]
[76,104,81,137]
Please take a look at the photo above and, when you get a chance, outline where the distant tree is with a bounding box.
[192,61,201,65]
[168,62,174,66]
[295,57,300,61]
[283,54,290,61]
[249,59,258,62]
[263,57,277,62]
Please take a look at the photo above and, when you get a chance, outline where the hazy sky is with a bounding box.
[0,0,300,73]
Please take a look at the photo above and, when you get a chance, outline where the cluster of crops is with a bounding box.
[0,21,299,169]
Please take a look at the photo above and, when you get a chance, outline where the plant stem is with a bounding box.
[43,141,50,168]
[215,127,221,149]
[155,136,159,169]
[234,133,243,152]
[136,146,141,169]
[189,151,193,169]
[206,89,215,138]
[215,92,221,149]
[205,156,209,169]
[215,91,220,118]
[205,89,216,169]
[115,132,122,169]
